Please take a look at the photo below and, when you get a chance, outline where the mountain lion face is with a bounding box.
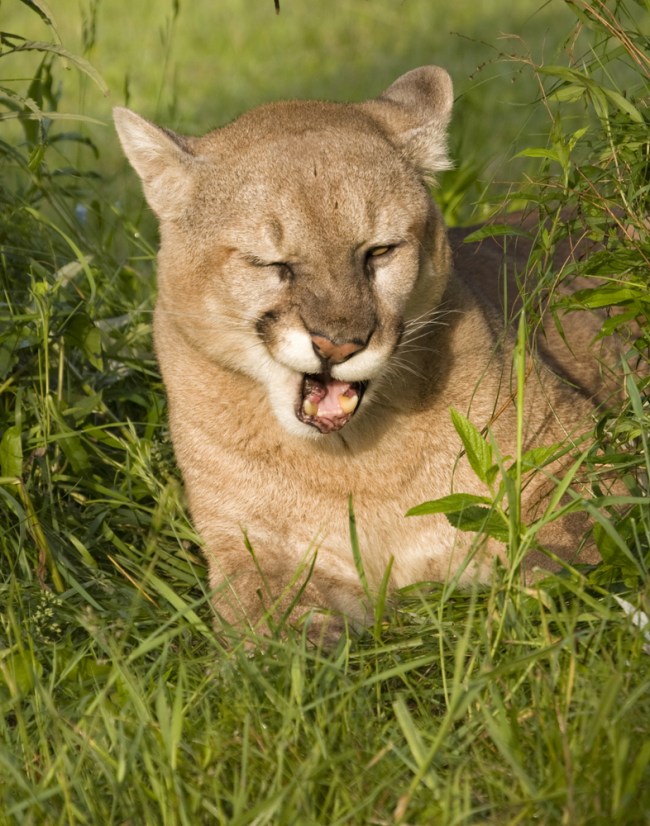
[208,122,443,439]
[114,71,453,439]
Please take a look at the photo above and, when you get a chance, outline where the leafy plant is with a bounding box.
[416,0,649,594]
[0,2,197,608]
[1,1,649,824]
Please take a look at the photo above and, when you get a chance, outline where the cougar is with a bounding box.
[114,67,610,641]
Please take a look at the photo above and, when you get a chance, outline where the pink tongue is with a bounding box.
[316,380,351,416]
[309,380,350,416]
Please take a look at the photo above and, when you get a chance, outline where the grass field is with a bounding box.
[1,1,649,823]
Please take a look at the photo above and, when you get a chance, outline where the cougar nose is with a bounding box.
[310,332,365,364]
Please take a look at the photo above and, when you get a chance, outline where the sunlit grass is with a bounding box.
[1,1,649,823]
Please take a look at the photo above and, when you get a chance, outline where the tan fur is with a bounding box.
[114,67,604,641]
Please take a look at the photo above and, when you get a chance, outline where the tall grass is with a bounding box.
[510,0,649,588]
[1,1,649,823]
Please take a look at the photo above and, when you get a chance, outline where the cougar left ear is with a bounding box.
[113,107,197,221]
[359,66,454,180]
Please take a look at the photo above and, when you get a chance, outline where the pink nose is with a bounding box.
[310,333,364,364]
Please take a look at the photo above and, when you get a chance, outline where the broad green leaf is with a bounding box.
[81,323,103,370]
[0,651,43,702]
[567,126,589,150]
[588,86,609,121]
[514,148,561,162]
[450,408,493,486]
[593,522,633,568]
[68,534,99,568]
[601,87,644,123]
[550,84,586,103]
[580,249,648,277]
[406,493,492,518]
[539,65,590,84]
[0,425,23,478]
[65,312,104,370]
[569,284,644,309]
[446,506,510,542]
[517,444,563,473]
[58,432,90,473]
[0,330,23,378]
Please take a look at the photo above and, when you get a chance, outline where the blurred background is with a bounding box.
[3,0,582,226]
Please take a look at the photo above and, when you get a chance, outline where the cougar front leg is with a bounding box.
[205,541,371,645]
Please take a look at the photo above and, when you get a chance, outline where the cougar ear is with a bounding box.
[359,66,454,180]
[113,107,196,220]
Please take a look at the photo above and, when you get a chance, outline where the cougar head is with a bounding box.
[114,67,454,438]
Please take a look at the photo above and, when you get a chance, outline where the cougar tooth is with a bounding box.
[339,394,359,415]
[303,398,318,417]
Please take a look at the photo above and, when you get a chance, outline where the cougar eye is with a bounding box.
[364,244,396,276]
[273,262,294,281]
[367,245,394,258]
[244,254,294,281]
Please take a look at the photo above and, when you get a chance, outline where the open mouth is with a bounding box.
[297,373,367,434]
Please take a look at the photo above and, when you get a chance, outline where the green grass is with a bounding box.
[1,0,649,823]
[2,579,650,824]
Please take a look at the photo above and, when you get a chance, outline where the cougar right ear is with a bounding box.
[113,107,197,220]
[359,66,454,182]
